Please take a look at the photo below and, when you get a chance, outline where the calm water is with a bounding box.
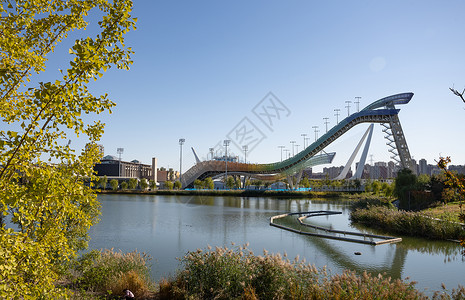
[88,194,465,295]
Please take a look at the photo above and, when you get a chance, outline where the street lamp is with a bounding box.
[312,126,319,141]
[334,109,340,124]
[223,139,230,187]
[242,145,248,164]
[345,101,351,117]
[209,147,214,160]
[301,133,307,148]
[323,117,329,133]
[290,141,296,156]
[283,149,290,159]
[355,96,361,112]
[179,138,185,184]
[278,145,285,162]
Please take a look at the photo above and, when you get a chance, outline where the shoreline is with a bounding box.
[97,189,362,199]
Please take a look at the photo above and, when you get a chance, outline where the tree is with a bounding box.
[449,86,465,103]
[0,0,136,297]
[174,180,182,190]
[226,176,235,189]
[394,169,418,209]
[300,177,310,188]
[149,179,157,190]
[164,181,174,190]
[194,179,202,189]
[110,179,119,191]
[99,175,108,190]
[139,178,148,190]
[372,180,381,195]
[204,177,214,190]
[121,181,128,190]
[128,178,138,190]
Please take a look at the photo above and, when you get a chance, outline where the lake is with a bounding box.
[88,194,465,295]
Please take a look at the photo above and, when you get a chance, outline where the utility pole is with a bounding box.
[334,109,340,124]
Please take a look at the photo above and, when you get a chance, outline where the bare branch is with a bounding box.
[449,87,465,103]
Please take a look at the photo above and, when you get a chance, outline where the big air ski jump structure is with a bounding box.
[181,93,415,188]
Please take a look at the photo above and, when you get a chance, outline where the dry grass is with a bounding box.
[157,244,428,300]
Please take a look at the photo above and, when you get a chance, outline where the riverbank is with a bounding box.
[98,189,360,199]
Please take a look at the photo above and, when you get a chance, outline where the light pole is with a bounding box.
[223,139,230,187]
[323,117,329,133]
[295,144,300,154]
[345,101,351,117]
[179,138,185,184]
[278,145,285,162]
[117,148,124,177]
[242,145,248,164]
[334,109,340,124]
[355,96,361,112]
[283,149,290,159]
[312,126,319,141]
[305,137,311,148]
[301,133,307,148]
[290,141,296,156]
[209,147,214,160]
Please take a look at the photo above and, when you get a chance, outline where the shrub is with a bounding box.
[74,249,153,298]
[160,244,424,299]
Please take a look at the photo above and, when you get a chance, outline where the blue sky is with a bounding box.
[64,1,465,172]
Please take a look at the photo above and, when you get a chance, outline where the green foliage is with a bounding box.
[174,180,182,190]
[164,181,173,190]
[128,178,138,190]
[161,245,424,299]
[149,179,156,190]
[204,177,214,190]
[0,0,136,297]
[395,169,418,209]
[350,206,465,240]
[73,249,153,298]
[121,181,128,190]
[300,177,310,188]
[98,175,108,189]
[139,178,148,190]
[193,179,202,189]
[226,176,235,189]
[110,179,119,191]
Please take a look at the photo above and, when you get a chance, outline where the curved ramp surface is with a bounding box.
[181,92,414,188]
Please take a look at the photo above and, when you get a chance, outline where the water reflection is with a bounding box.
[89,194,465,295]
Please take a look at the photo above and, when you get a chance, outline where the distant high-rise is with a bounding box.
[419,159,427,175]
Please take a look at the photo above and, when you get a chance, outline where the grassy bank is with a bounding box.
[65,246,465,299]
[350,204,465,241]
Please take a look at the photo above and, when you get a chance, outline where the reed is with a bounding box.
[159,244,427,299]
